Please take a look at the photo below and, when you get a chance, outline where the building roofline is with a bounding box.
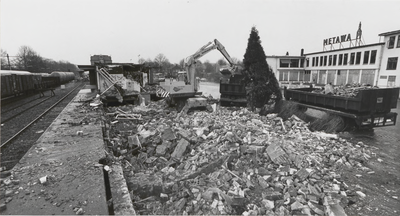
[378,30,400,36]
[304,42,384,55]
[266,55,305,58]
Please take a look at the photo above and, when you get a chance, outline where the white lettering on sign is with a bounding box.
[324,34,351,46]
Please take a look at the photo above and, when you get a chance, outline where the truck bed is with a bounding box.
[284,87,399,114]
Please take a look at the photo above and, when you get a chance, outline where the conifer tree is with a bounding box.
[243,27,282,110]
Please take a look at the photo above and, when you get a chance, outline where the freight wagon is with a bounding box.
[1,70,76,99]
[1,70,42,98]
[284,87,400,129]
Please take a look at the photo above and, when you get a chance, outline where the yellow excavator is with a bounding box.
[160,39,238,111]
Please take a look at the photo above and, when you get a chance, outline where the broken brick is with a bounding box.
[171,139,189,159]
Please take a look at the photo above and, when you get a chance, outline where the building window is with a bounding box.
[343,53,348,65]
[388,76,396,87]
[386,57,398,70]
[279,59,290,68]
[397,35,400,48]
[324,56,327,66]
[306,58,310,67]
[355,52,361,64]
[333,55,337,66]
[338,54,343,65]
[291,59,299,68]
[319,56,323,66]
[388,36,395,49]
[370,50,377,64]
[328,55,332,66]
[350,53,355,65]
[363,51,370,64]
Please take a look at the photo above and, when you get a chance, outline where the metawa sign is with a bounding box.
[323,34,352,46]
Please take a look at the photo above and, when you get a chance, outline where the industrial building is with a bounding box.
[267,25,400,89]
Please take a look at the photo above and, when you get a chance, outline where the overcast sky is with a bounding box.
[1,0,399,66]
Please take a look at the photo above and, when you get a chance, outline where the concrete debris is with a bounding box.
[312,83,378,97]
[39,176,47,184]
[0,203,7,212]
[102,99,377,215]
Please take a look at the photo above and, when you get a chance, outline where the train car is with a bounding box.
[38,73,57,88]
[0,70,40,98]
[49,71,76,85]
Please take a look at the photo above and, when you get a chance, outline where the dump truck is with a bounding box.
[219,73,247,107]
[284,86,400,129]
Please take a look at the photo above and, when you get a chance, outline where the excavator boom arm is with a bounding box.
[184,39,237,92]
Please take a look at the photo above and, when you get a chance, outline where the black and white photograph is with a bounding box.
[1,0,400,215]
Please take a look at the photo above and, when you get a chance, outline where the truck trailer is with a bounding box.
[284,86,400,129]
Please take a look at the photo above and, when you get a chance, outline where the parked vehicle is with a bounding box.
[284,87,400,129]
[219,73,247,106]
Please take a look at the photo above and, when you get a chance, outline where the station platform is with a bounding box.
[3,89,109,215]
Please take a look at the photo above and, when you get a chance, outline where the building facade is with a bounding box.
[266,54,306,84]
[376,30,400,87]
[266,27,400,90]
[304,43,384,86]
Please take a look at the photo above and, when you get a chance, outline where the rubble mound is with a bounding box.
[312,83,378,97]
[276,100,348,133]
[103,101,374,215]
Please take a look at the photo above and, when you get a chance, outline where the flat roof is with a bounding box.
[305,42,384,55]
[266,55,304,58]
[378,30,400,36]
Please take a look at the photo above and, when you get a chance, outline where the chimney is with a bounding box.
[300,49,304,56]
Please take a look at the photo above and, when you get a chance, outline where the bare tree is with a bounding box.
[14,45,46,72]
[1,49,10,69]
[154,53,170,67]
[138,57,146,64]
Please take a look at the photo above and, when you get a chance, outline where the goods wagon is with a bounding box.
[284,87,400,129]
[49,71,76,85]
[1,70,41,98]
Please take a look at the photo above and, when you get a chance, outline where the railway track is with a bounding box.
[1,97,41,114]
[0,83,85,169]
[0,84,83,148]
[1,97,53,124]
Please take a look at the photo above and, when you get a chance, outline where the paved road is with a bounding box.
[199,81,221,99]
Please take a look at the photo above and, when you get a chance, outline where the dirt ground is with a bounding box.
[338,101,400,215]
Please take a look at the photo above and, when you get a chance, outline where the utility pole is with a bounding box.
[7,54,11,70]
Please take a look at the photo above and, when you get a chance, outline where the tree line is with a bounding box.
[2,27,281,111]
[143,26,282,111]
[140,53,243,83]
[1,46,79,73]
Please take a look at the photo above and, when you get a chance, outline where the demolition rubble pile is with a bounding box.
[312,83,378,97]
[103,100,374,215]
